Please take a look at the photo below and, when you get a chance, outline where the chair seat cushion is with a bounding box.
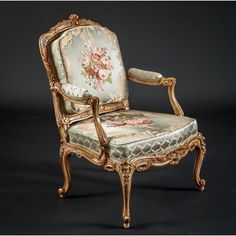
[68,110,198,161]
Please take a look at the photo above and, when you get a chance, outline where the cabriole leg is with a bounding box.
[193,135,206,191]
[118,162,134,229]
[58,143,71,198]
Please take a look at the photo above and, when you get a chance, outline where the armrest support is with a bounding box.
[50,82,108,155]
[128,68,184,116]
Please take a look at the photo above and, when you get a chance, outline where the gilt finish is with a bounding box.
[39,13,207,229]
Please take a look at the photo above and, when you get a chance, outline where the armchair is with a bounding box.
[39,13,206,229]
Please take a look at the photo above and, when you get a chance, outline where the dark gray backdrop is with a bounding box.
[0,2,236,234]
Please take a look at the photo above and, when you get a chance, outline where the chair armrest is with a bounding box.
[127,68,184,116]
[50,82,108,156]
[51,82,93,105]
[128,68,163,85]
[62,83,90,100]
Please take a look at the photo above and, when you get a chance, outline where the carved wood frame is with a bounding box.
[39,13,207,229]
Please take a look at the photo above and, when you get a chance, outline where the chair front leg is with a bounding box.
[58,143,71,198]
[193,135,207,191]
[118,162,135,229]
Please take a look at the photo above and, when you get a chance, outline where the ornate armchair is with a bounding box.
[39,13,206,228]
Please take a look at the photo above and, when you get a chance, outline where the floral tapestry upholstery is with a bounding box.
[68,110,198,161]
[50,25,128,113]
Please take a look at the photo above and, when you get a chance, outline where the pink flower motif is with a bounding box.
[107,61,113,70]
[98,69,109,81]
[142,119,153,124]
[92,47,104,61]
[104,118,153,127]
[114,121,126,126]
[92,53,101,62]
[94,47,104,55]
[125,119,139,125]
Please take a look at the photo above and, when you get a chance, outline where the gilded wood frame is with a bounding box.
[39,13,207,229]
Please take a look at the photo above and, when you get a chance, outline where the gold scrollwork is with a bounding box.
[69,13,80,25]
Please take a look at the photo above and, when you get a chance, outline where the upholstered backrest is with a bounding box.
[50,25,128,113]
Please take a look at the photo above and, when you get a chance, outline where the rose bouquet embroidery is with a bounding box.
[102,114,154,127]
[104,118,153,127]
[81,42,113,92]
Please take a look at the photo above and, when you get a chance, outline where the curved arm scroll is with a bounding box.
[51,82,109,163]
[87,96,108,149]
[161,77,184,116]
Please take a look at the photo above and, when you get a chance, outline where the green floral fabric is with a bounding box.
[68,110,198,161]
[50,25,128,113]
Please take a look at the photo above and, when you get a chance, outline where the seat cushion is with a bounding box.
[68,110,198,161]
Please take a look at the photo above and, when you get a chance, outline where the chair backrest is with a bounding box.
[39,14,129,115]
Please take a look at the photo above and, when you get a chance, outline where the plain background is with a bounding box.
[0,1,236,234]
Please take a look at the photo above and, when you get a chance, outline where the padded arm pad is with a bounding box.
[128,68,163,82]
[61,83,90,100]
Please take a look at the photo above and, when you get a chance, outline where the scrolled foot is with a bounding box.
[123,217,131,229]
[58,187,66,198]
[193,134,207,192]
[198,179,206,192]
[58,144,71,198]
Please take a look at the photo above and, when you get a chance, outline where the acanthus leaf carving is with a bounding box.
[120,162,133,186]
